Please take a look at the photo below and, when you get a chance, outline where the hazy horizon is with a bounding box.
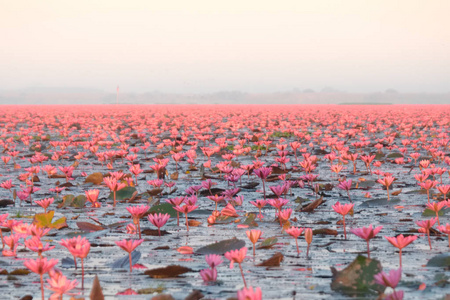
[1,1,450,95]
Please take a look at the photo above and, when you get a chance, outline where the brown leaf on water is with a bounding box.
[147,188,163,196]
[185,290,204,300]
[142,229,170,236]
[313,228,338,236]
[271,166,289,174]
[151,295,175,300]
[391,189,402,196]
[299,196,324,212]
[170,172,179,180]
[71,161,79,168]
[0,199,14,207]
[331,255,384,296]
[77,222,105,232]
[90,275,104,300]
[49,174,66,179]
[144,265,193,278]
[84,172,103,185]
[9,269,31,275]
[188,220,202,227]
[257,252,284,267]
[127,191,139,203]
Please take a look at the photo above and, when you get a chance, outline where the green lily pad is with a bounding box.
[257,237,277,249]
[149,203,177,218]
[356,180,377,190]
[71,195,86,208]
[196,238,245,255]
[422,208,448,217]
[387,153,404,159]
[331,255,385,297]
[426,254,450,268]
[242,213,258,227]
[359,198,400,208]
[108,186,137,200]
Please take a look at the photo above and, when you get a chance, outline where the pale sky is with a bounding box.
[1,0,449,93]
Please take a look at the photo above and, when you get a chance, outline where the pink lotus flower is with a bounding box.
[237,286,262,300]
[374,267,402,289]
[385,234,418,268]
[46,269,79,299]
[377,175,395,200]
[225,247,248,287]
[200,268,217,282]
[115,239,144,273]
[34,197,54,213]
[147,213,170,237]
[350,225,383,258]
[24,257,59,300]
[416,217,437,250]
[126,205,149,239]
[332,201,354,239]
[285,226,304,255]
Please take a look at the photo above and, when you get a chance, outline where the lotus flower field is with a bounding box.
[0,104,449,299]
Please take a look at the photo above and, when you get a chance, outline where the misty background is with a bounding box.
[1,1,449,104]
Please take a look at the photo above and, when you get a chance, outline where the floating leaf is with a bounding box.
[90,275,105,300]
[76,222,104,232]
[177,246,193,254]
[0,199,14,207]
[359,198,401,208]
[199,188,226,197]
[391,189,402,196]
[9,269,31,276]
[196,238,245,255]
[59,194,74,208]
[242,213,258,227]
[108,187,137,200]
[170,172,179,180]
[257,252,284,267]
[298,196,324,212]
[61,229,109,241]
[422,208,448,217]
[257,237,278,249]
[84,172,103,185]
[387,153,403,159]
[188,220,201,227]
[331,255,385,297]
[240,182,259,190]
[137,286,165,294]
[149,203,177,218]
[111,251,141,269]
[71,195,86,208]
[426,254,450,268]
[144,265,193,278]
[32,210,67,229]
[141,229,170,236]
[356,180,377,190]
[313,228,338,236]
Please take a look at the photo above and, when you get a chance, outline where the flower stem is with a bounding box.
[129,253,133,273]
[399,249,402,268]
[185,214,189,231]
[262,179,266,200]
[343,216,347,240]
[366,240,370,259]
[81,257,85,289]
[295,238,299,256]
[40,274,44,300]
[427,230,432,250]
[138,221,141,239]
[238,263,247,287]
